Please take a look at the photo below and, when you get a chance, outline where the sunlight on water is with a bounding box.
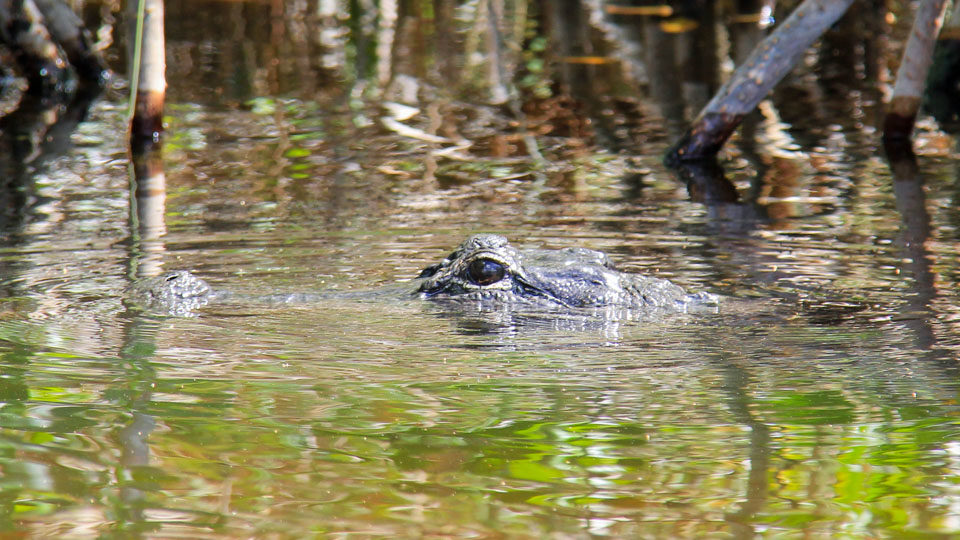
[1,0,960,537]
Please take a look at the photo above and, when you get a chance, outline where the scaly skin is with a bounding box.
[127,235,718,316]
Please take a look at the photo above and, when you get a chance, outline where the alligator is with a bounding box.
[127,234,719,317]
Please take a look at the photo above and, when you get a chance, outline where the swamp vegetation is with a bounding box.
[0,0,959,537]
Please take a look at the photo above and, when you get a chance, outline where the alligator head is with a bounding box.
[415,234,712,310]
[128,235,716,316]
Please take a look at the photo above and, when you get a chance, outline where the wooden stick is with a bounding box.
[883,0,949,141]
[665,0,853,164]
[130,0,166,148]
[924,0,960,131]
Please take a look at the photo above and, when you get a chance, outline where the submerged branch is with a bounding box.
[883,0,949,141]
[664,0,853,164]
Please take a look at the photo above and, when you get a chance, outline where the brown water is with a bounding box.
[2,1,960,537]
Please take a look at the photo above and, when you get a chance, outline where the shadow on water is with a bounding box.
[1,1,960,537]
[0,85,101,236]
[128,145,168,280]
[668,158,768,228]
[0,83,104,335]
[111,315,161,535]
[717,360,770,540]
[110,90,174,528]
[0,6,172,524]
[884,140,956,367]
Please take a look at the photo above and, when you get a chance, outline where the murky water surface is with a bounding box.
[2,1,960,537]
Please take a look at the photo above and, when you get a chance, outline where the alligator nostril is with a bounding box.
[466,258,506,286]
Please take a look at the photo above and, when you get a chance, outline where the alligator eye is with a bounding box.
[466,258,506,286]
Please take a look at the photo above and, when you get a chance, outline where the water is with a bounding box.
[3,1,960,537]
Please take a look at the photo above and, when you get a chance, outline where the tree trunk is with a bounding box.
[883,0,949,140]
[664,0,854,164]
[0,0,69,94]
[923,0,960,132]
[32,0,107,84]
[130,0,166,148]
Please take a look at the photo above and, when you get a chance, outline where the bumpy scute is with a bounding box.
[126,270,213,316]
[128,235,718,316]
[419,234,718,312]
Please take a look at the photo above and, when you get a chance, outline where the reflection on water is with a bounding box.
[0,0,959,537]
